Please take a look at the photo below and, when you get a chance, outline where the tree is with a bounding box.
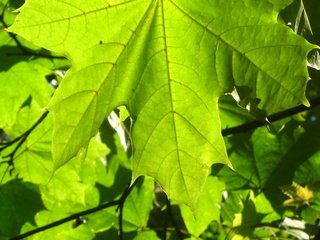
[1,0,320,239]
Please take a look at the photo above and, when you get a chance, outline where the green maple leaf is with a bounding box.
[9,0,315,209]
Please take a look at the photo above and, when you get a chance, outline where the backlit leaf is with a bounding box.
[9,0,314,209]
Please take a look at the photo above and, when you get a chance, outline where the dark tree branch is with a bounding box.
[5,51,66,59]
[221,96,320,136]
[9,178,139,240]
[9,200,119,240]
[117,179,139,240]
[163,204,168,240]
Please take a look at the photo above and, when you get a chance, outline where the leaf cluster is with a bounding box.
[1,0,320,239]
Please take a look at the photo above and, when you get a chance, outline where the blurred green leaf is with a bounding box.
[0,62,52,129]
[0,179,44,238]
[123,178,154,231]
[134,230,160,240]
[218,120,320,191]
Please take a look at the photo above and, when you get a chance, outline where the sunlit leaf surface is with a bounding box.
[9,0,314,209]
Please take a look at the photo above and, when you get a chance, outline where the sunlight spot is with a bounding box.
[310,115,317,122]
[107,110,130,151]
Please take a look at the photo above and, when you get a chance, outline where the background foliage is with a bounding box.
[1,0,320,239]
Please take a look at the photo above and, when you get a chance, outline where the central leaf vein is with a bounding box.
[160,0,192,203]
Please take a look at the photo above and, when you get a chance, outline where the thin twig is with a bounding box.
[222,96,320,136]
[6,51,66,59]
[0,164,10,183]
[0,9,29,54]
[163,202,168,240]
[0,0,8,19]
[0,1,24,51]
[166,198,183,240]
[0,111,49,150]
[10,178,139,240]
[10,200,120,240]
[117,178,140,240]
[0,111,49,182]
